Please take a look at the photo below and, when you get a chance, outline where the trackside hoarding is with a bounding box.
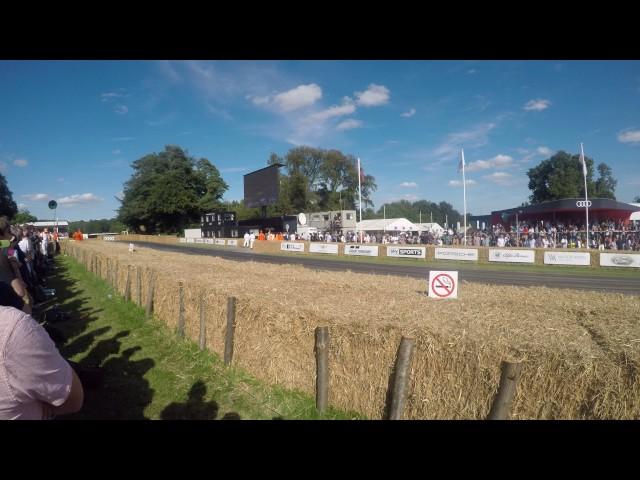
[600,252,640,268]
[345,245,379,256]
[544,251,591,266]
[434,248,478,261]
[489,249,535,263]
[309,243,339,255]
[281,242,305,253]
[214,239,226,245]
[227,239,238,247]
[387,246,426,259]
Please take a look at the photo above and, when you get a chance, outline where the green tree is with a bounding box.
[0,172,17,220]
[634,196,640,203]
[118,145,228,234]
[269,146,377,214]
[527,151,616,204]
[13,208,38,224]
[594,163,617,199]
[372,199,464,226]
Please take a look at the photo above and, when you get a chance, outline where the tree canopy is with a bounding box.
[13,208,38,224]
[69,218,126,234]
[527,151,616,204]
[117,145,228,234]
[0,172,17,220]
[267,146,377,215]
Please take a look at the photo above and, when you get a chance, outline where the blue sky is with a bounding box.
[1,60,639,221]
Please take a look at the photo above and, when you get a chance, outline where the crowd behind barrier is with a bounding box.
[246,217,640,252]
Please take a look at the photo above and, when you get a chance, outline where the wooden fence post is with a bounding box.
[136,266,142,306]
[114,262,119,291]
[198,292,206,351]
[124,265,131,301]
[146,271,154,319]
[224,296,237,365]
[487,361,522,420]
[387,336,415,420]
[315,326,329,413]
[177,281,185,338]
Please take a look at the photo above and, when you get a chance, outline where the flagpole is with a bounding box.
[461,148,467,245]
[581,143,590,249]
[383,204,386,232]
[357,157,363,243]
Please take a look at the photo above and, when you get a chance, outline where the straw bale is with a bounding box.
[66,241,640,419]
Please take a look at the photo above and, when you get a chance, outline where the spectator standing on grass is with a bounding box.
[0,306,84,419]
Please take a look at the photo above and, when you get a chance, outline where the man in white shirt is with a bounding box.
[497,236,506,248]
[243,232,250,248]
[249,232,255,249]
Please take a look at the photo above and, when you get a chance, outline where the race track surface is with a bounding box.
[121,241,640,295]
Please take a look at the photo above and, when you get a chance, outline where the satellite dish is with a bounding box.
[298,213,307,225]
[48,200,57,210]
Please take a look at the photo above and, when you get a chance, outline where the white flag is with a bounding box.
[458,148,465,173]
[579,144,587,178]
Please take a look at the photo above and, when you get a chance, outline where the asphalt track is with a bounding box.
[123,241,640,296]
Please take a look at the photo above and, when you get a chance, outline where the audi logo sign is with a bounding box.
[576,200,592,207]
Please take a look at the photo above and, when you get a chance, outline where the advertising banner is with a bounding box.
[600,252,640,268]
[281,242,305,253]
[214,239,226,246]
[205,238,214,244]
[488,249,535,263]
[345,245,379,257]
[544,251,591,266]
[309,243,339,255]
[387,246,426,259]
[434,248,478,261]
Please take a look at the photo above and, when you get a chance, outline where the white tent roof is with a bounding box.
[356,218,419,232]
[415,222,444,233]
[630,203,640,221]
[27,221,69,227]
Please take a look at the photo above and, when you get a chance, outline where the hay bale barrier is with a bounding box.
[64,240,640,419]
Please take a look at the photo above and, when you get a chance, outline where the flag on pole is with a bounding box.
[579,147,587,178]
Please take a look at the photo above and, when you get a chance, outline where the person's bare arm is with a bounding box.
[50,368,84,416]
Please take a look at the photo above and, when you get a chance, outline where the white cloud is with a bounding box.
[483,172,516,186]
[400,181,417,188]
[272,84,322,112]
[618,129,640,144]
[336,119,363,131]
[101,91,127,102]
[112,149,121,155]
[220,167,248,173]
[523,99,551,111]
[433,123,496,161]
[355,84,390,107]
[309,98,356,122]
[57,193,103,206]
[13,158,28,167]
[114,105,129,115]
[537,146,552,156]
[21,193,49,201]
[448,179,477,187]
[465,154,514,172]
[115,191,124,200]
[17,203,28,210]
[401,108,416,118]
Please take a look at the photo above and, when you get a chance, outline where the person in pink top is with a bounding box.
[0,306,84,420]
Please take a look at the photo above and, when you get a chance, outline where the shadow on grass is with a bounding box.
[46,257,156,420]
[161,380,242,420]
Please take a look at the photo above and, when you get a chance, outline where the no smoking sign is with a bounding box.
[428,271,459,299]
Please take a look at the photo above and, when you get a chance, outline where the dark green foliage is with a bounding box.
[366,199,466,226]
[68,218,126,234]
[117,146,228,234]
[13,208,38,224]
[527,151,616,204]
[0,172,17,220]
